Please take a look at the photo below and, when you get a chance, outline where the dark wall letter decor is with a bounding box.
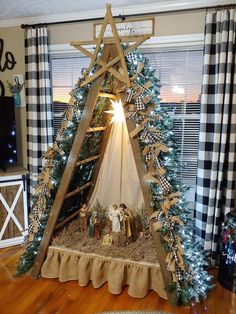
[0,38,17,96]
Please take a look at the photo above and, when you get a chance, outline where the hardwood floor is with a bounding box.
[0,246,235,314]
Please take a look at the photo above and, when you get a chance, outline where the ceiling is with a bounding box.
[0,0,232,27]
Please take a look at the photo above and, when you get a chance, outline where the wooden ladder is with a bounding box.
[31,44,112,278]
[30,42,174,303]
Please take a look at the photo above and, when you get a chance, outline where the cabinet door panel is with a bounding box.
[0,179,27,246]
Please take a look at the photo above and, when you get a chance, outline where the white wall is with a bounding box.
[49,11,205,44]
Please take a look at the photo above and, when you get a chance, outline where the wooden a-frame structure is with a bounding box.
[31,4,174,303]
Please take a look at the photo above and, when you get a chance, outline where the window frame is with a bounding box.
[49,34,204,207]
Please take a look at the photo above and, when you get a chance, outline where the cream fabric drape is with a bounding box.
[89,119,144,209]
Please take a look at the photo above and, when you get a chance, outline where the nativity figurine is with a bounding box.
[102,234,113,246]
[108,204,123,232]
[119,203,137,244]
[93,214,101,240]
[89,211,101,240]
[79,203,89,231]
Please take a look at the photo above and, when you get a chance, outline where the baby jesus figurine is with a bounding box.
[79,203,89,231]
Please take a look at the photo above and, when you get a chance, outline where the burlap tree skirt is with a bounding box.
[41,221,167,299]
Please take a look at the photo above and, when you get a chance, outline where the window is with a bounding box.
[50,41,203,204]
[143,49,203,188]
[51,55,90,134]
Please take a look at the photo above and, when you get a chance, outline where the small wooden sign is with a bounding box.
[94,18,154,39]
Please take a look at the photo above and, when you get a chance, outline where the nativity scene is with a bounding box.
[16,4,213,306]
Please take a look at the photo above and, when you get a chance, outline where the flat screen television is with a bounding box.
[0,96,17,171]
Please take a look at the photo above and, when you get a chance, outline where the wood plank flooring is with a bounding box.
[0,246,235,314]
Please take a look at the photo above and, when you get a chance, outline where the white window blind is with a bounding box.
[51,55,90,133]
[144,49,203,187]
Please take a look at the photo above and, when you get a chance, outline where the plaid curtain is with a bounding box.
[194,9,236,260]
[25,26,53,199]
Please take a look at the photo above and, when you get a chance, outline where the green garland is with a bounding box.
[16,72,115,275]
[124,48,213,304]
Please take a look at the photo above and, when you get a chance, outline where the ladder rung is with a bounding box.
[65,181,93,199]
[87,126,107,132]
[55,209,80,231]
[98,92,116,99]
[76,155,100,166]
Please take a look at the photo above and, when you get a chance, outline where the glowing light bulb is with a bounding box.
[105,99,125,124]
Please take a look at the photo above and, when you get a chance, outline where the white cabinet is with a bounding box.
[0,168,28,248]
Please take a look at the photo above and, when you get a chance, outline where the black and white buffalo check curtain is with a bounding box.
[194,8,236,261]
[25,26,53,199]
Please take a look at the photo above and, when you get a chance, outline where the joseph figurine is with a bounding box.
[119,203,137,243]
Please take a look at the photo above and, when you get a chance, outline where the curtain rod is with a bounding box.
[21,3,236,29]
